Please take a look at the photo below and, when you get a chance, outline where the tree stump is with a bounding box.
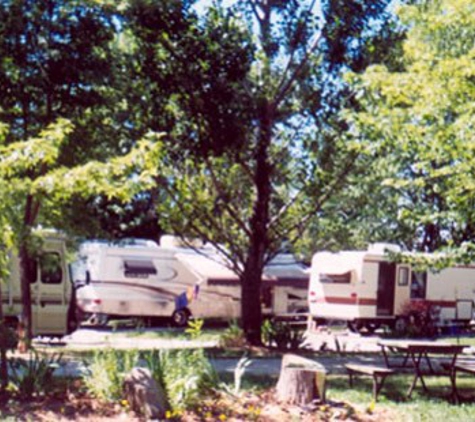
[276,354,327,405]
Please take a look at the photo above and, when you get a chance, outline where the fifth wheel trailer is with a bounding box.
[308,243,475,332]
[73,236,309,326]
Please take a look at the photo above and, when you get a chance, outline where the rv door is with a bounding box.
[376,262,396,316]
[32,251,68,335]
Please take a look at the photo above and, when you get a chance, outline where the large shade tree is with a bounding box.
[345,0,475,254]
[0,0,119,344]
[127,0,397,343]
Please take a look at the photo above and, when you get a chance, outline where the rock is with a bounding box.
[122,367,169,419]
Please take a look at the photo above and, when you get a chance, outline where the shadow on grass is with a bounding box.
[329,374,475,405]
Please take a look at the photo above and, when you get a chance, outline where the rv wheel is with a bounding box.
[172,309,190,327]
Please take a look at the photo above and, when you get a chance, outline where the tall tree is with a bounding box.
[0,0,117,343]
[345,0,475,253]
[0,122,13,392]
[127,0,396,343]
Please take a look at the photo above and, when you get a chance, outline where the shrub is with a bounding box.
[82,349,140,401]
[394,300,439,338]
[9,349,63,399]
[144,348,219,412]
[261,319,304,349]
[185,318,204,340]
[219,320,247,348]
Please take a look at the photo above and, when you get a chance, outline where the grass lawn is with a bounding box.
[111,327,223,342]
[328,373,475,422]
[443,334,475,347]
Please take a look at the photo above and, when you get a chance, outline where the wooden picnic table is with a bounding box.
[378,339,469,399]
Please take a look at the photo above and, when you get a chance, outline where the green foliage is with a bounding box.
[8,350,63,399]
[155,349,219,412]
[83,348,219,412]
[82,349,140,401]
[35,134,165,203]
[141,349,167,396]
[393,300,438,338]
[261,319,304,350]
[185,318,204,340]
[0,0,116,143]
[346,0,475,252]
[127,0,401,344]
[219,320,247,348]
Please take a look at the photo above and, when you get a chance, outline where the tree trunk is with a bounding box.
[18,196,40,351]
[0,282,8,392]
[241,101,274,346]
[241,264,264,345]
[18,242,34,351]
[276,354,327,405]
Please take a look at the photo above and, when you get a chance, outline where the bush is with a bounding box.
[9,349,63,399]
[219,320,247,348]
[83,347,219,413]
[82,349,140,401]
[261,319,304,349]
[153,349,219,411]
[394,300,439,338]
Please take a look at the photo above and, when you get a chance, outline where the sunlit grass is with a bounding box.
[328,373,475,422]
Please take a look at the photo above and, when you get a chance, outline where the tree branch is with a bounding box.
[247,0,263,26]
[204,156,252,238]
[273,31,322,109]
[270,150,359,244]
[274,0,318,100]
[159,177,246,275]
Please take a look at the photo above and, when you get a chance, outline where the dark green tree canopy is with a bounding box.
[126,0,255,157]
[0,0,116,143]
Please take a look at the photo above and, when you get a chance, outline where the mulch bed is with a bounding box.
[0,382,393,421]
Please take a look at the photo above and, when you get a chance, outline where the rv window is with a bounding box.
[398,267,409,286]
[40,252,63,285]
[410,271,427,299]
[123,259,157,277]
[319,272,351,284]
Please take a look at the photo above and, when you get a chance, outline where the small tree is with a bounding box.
[0,117,163,348]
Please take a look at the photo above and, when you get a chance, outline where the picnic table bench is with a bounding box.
[440,360,475,403]
[345,363,396,401]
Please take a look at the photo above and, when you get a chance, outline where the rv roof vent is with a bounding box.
[117,238,159,248]
[160,235,204,249]
[367,243,401,253]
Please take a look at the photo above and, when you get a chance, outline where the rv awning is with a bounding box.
[123,259,157,275]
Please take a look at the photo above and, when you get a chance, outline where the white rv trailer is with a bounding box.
[74,236,309,326]
[308,243,475,332]
[2,233,75,335]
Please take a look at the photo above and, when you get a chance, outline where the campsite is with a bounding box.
[4,321,475,421]
[2,0,475,420]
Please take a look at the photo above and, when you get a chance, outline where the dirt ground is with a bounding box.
[1,386,393,422]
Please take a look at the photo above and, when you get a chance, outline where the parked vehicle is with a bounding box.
[308,243,475,333]
[73,236,309,327]
[2,232,76,336]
